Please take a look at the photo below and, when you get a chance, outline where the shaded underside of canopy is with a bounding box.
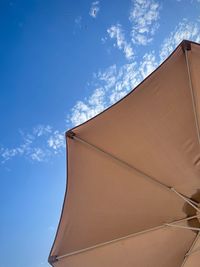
[49,40,200,267]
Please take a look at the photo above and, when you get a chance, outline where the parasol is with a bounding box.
[49,40,200,267]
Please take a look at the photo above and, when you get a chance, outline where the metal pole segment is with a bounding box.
[170,187,200,213]
[56,215,200,261]
[185,48,200,145]
[181,232,200,267]
[73,135,200,212]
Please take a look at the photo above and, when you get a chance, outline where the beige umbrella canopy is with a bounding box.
[49,40,200,267]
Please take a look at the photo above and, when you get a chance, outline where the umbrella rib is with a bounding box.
[166,224,200,231]
[72,134,200,212]
[73,135,170,191]
[180,232,200,267]
[56,215,200,261]
[170,187,200,213]
[186,246,200,257]
[185,47,200,145]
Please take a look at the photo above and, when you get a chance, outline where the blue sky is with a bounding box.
[1,0,200,267]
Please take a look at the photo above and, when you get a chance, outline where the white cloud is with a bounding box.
[67,66,122,126]
[107,24,134,60]
[68,17,200,128]
[101,36,107,44]
[89,1,100,18]
[30,148,47,162]
[1,147,22,162]
[0,125,65,163]
[0,132,33,163]
[129,0,160,45]
[68,88,105,126]
[33,125,52,137]
[177,0,200,2]
[107,62,138,104]
[3,13,200,165]
[47,131,65,153]
[139,51,158,79]
[67,51,160,126]
[160,19,200,61]
[75,16,82,27]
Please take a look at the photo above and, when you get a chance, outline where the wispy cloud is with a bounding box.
[33,125,52,137]
[74,16,82,27]
[0,125,65,163]
[67,88,106,126]
[67,16,200,127]
[129,0,160,45]
[3,8,200,165]
[160,19,200,61]
[177,0,200,2]
[107,24,134,60]
[89,1,100,18]
[67,51,159,126]
[47,131,65,153]
[108,62,138,104]
[139,51,158,79]
[29,148,48,162]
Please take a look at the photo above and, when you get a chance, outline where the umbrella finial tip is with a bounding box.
[48,255,58,264]
[181,40,191,52]
[66,130,75,139]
